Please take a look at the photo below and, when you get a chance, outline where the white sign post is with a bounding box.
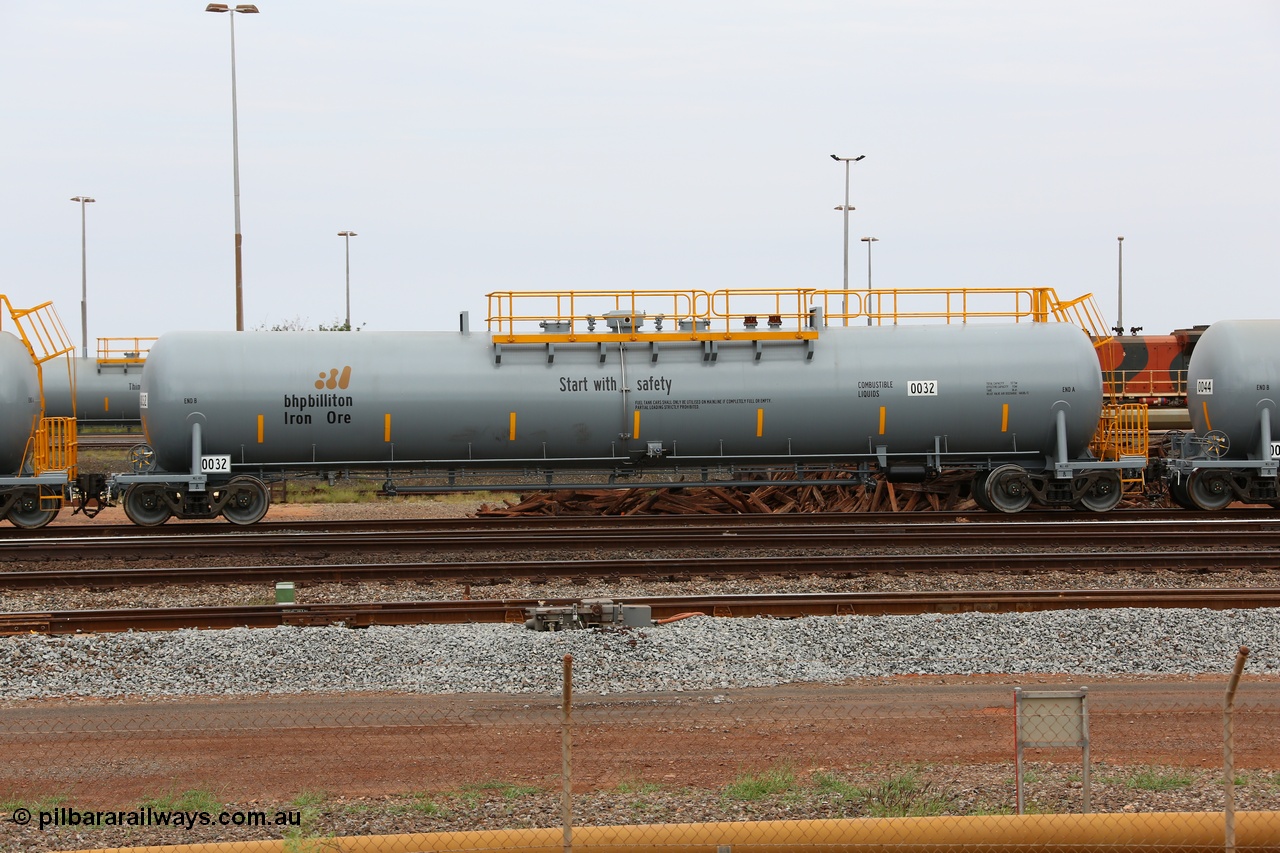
[1014,687,1090,814]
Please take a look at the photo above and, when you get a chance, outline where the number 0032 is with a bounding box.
[200,455,231,473]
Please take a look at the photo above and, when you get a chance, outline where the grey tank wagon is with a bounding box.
[109,319,1136,525]
[1163,319,1280,510]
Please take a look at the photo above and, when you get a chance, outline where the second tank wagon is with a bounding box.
[1164,319,1280,509]
[41,355,145,423]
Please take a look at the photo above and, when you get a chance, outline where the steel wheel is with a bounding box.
[970,471,996,512]
[6,489,60,529]
[984,464,1032,514]
[1168,476,1196,510]
[1075,470,1123,512]
[1187,469,1233,511]
[222,476,270,526]
[124,484,172,526]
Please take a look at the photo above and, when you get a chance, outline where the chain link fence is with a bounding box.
[2,658,1278,852]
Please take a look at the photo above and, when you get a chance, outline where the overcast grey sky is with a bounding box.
[3,2,1277,342]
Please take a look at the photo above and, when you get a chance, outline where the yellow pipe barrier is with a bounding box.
[57,811,1280,853]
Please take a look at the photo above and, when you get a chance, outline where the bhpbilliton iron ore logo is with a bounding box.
[316,367,352,390]
[283,367,355,423]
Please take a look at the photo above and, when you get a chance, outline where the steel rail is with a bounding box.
[2,548,1278,591]
[8,517,1280,563]
[3,588,1277,635]
[76,434,144,448]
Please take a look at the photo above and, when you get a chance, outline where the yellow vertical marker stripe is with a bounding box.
[384,413,392,442]
[1001,403,1009,432]
[756,408,764,437]
[1202,401,1212,431]
[878,406,886,435]
[103,397,109,412]
[509,412,517,441]
[256,414,264,443]
[633,410,641,439]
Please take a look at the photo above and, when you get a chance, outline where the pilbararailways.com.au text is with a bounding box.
[12,806,302,831]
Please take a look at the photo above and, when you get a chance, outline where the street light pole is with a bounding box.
[831,154,865,327]
[338,231,357,330]
[206,3,259,331]
[860,237,879,327]
[1116,236,1125,335]
[70,196,96,358]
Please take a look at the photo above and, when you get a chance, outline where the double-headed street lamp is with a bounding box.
[831,154,865,326]
[338,231,357,330]
[206,3,259,331]
[70,196,96,358]
[860,236,879,327]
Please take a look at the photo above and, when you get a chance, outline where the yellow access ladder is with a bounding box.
[0,296,79,494]
[1090,403,1150,489]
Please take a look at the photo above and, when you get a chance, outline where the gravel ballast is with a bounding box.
[2,608,1277,700]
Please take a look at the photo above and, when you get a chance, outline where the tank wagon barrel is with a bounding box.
[0,332,41,474]
[1163,319,1280,510]
[108,307,1140,525]
[39,338,153,424]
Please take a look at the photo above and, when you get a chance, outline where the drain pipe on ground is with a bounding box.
[58,811,1280,853]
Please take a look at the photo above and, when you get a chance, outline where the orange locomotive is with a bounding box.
[1096,328,1204,429]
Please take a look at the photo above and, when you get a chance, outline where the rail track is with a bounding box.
[7,514,1280,565]
[75,433,145,449]
[6,513,1278,636]
[2,546,1278,591]
[3,588,1278,635]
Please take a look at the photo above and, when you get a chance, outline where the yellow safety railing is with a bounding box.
[813,286,1114,347]
[1048,291,1113,342]
[0,295,76,412]
[0,296,76,368]
[487,286,1114,345]
[1104,368,1189,401]
[488,289,707,338]
[96,336,156,365]
[708,288,820,333]
[487,288,817,343]
[812,286,1061,326]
